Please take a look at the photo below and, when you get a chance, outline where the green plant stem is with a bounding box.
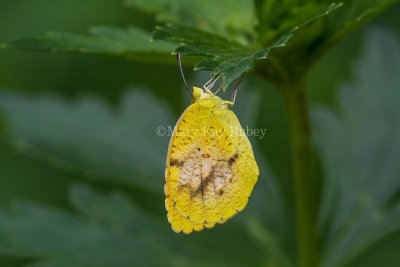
[281,78,318,267]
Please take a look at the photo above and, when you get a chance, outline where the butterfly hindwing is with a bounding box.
[165,99,259,234]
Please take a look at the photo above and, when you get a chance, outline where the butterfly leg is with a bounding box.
[204,72,223,93]
[230,79,243,106]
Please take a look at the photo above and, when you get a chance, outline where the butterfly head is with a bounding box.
[192,86,204,100]
[192,86,232,107]
[192,86,217,101]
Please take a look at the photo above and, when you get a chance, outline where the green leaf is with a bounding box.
[1,26,177,64]
[0,89,175,193]
[152,25,287,90]
[2,1,395,89]
[254,0,388,41]
[152,3,342,90]
[152,1,397,88]
[255,0,398,78]
[0,180,289,267]
[321,0,398,53]
[123,0,255,36]
[313,28,400,267]
[0,184,174,267]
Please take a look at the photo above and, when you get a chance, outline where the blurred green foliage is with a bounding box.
[0,0,399,267]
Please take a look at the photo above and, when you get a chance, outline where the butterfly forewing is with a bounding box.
[165,95,259,234]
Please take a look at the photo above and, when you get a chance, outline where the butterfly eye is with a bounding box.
[192,87,203,100]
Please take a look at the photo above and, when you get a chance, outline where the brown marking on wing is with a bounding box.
[228,153,239,165]
[170,159,184,167]
[190,166,216,197]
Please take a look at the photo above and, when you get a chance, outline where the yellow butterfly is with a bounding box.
[165,55,259,234]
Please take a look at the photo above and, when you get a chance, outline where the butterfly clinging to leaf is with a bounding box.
[164,54,259,233]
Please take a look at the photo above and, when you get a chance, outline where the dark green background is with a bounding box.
[0,1,399,266]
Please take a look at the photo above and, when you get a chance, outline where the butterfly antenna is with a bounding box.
[176,53,192,96]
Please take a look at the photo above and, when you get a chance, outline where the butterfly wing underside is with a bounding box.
[165,101,259,234]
